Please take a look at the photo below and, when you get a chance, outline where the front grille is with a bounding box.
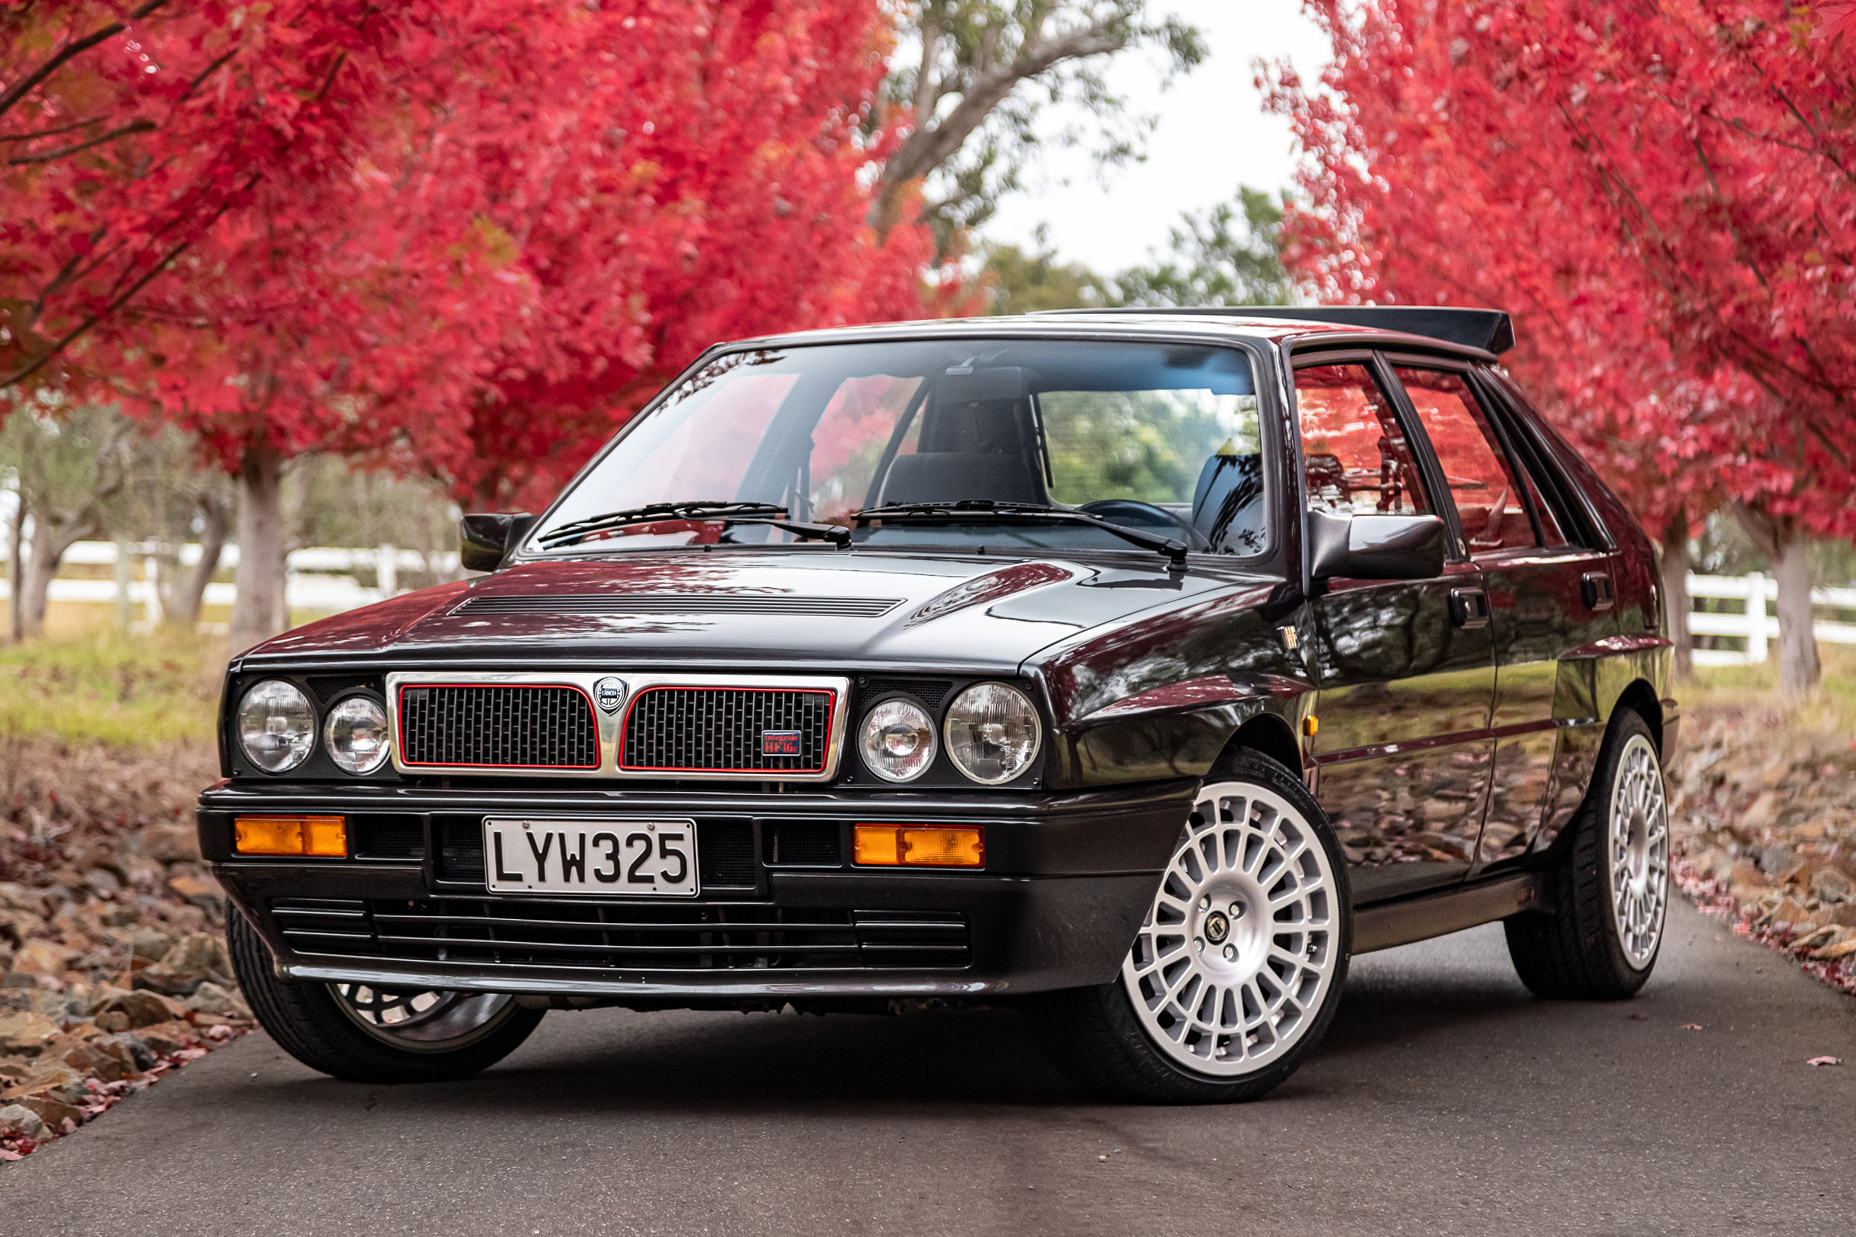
[767,820,842,867]
[621,687,834,774]
[352,814,423,859]
[454,594,902,618]
[398,685,598,769]
[271,897,969,972]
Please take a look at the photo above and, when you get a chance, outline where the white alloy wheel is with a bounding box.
[1120,779,1341,1077]
[330,984,521,1053]
[1607,732,1669,968]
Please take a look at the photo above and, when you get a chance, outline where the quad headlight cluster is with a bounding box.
[858,682,1041,785]
[235,680,390,776]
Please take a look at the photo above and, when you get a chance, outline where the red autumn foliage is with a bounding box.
[1263,0,1856,544]
[3,1,943,515]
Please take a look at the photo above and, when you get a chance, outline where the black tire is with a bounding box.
[1505,708,1669,999]
[1033,752,1352,1103]
[227,910,545,1083]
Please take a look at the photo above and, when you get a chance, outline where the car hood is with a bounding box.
[244,550,1276,675]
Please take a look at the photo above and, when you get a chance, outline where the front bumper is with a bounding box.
[200,779,1193,1001]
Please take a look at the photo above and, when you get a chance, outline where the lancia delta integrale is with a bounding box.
[206,306,1676,1102]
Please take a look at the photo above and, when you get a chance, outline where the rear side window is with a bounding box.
[1294,363,1432,518]
[1393,367,1564,552]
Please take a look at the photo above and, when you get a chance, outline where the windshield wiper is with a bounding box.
[720,516,851,547]
[537,501,787,548]
[853,500,1188,569]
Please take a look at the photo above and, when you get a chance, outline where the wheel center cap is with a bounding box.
[1204,911,1231,944]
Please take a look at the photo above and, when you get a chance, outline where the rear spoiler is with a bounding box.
[1033,305,1516,355]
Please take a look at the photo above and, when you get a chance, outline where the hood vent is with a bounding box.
[453,593,903,619]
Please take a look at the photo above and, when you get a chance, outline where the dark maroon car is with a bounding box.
[203,307,1676,1102]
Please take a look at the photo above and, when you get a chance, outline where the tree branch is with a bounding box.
[0,1,171,121]
[7,118,155,165]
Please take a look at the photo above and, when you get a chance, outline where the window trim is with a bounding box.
[1469,369,1611,552]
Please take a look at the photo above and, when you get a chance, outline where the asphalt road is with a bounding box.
[5,899,1852,1236]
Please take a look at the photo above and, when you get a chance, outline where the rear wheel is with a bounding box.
[1505,709,1668,999]
[227,911,544,1083]
[1036,754,1350,1103]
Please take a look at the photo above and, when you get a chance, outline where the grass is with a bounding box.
[0,629,222,748]
[1682,644,1856,733]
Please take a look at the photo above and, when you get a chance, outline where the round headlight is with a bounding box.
[237,679,315,774]
[324,695,391,775]
[943,683,1041,785]
[860,699,938,783]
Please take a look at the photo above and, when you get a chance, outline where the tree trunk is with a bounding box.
[6,490,23,644]
[228,444,288,655]
[1660,511,1693,680]
[1736,504,1821,702]
[17,509,101,639]
[172,491,228,627]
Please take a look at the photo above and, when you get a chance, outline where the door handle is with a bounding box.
[1581,571,1615,611]
[1450,586,1491,629]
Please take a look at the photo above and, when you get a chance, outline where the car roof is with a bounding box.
[719,306,1510,363]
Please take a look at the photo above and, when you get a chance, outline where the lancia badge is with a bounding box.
[593,676,628,713]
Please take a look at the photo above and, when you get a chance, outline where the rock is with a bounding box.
[1810,937,1856,961]
[0,1011,61,1055]
[1743,793,1783,831]
[100,1033,157,1072]
[1763,897,1811,928]
[84,867,123,897]
[141,821,202,864]
[0,972,38,989]
[137,932,231,996]
[5,1061,85,1102]
[1728,861,1768,890]
[134,1020,198,1054]
[1831,903,1856,928]
[1811,866,1856,904]
[131,928,177,963]
[0,908,46,947]
[0,1102,50,1141]
[13,1093,82,1132]
[185,981,251,1020]
[60,1039,131,1083]
[11,939,79,977]
[90,989,187,1030]
[166,873,222,903]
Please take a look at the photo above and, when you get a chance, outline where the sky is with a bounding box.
[980,0,1332,273]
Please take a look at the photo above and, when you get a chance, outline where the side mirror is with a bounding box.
[460,512,536,573]
[1308,511,1447,582]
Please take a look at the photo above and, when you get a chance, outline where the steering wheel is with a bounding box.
[1076,499,1210,550]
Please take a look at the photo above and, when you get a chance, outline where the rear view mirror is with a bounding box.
[1308,511,1446,582]
[460,512,536,573]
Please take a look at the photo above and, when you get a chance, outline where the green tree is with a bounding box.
[875,2,1205,253]
[981,186,1291,313]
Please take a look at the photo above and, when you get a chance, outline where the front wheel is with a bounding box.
[227,911,545,1083]
[1035,754,1351,1103]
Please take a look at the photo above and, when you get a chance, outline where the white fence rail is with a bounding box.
[1,543,1853,664]
[1686,572,1856,667]
[0,540,462,624]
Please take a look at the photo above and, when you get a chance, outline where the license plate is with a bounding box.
[483,818,699,896]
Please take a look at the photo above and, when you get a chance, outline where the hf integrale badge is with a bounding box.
[760,730,803,756]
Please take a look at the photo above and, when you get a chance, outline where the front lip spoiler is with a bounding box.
[280,960,998,998]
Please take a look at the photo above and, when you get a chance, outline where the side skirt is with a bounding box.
[1351,871,1544,955]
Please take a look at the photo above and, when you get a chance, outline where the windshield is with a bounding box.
[530,339,1268,558]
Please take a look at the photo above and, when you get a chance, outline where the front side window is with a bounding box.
[1295,363,1431,518]
[531,340,1269,558]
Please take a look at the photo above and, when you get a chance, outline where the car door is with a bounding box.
[1384,360,1620,874]
[1294,355,1496,904]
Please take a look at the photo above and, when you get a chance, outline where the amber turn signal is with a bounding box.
[852,825,984,868]
[234,815,347,857]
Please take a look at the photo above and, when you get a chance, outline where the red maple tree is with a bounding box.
[4,2,942,651]
[1266,0,1856,697]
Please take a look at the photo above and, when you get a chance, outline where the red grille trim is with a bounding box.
[617,686,837,775]
[396,683,601,770]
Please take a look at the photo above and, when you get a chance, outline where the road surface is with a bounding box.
[5,899,1852,1236]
